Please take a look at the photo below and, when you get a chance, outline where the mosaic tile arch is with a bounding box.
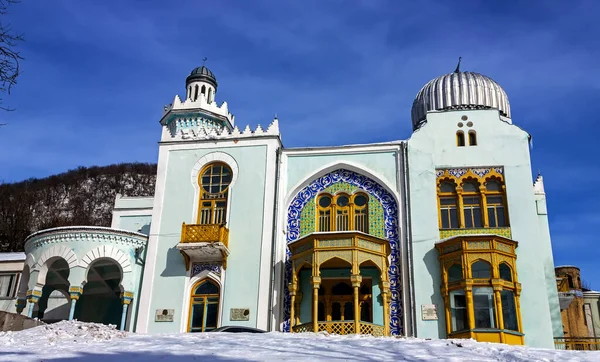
[284,169,403,335]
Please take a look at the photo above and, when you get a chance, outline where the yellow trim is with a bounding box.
[188,279,221,333]
[436,235,523,345]
[316,192,369,233]
[197,162,232,225]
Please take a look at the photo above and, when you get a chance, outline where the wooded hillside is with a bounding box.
[0,163,157,252]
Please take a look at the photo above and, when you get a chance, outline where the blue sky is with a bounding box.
[0,1,598,287]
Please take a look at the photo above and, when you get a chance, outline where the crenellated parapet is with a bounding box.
[165,117,280,142]
[162,94,234,125]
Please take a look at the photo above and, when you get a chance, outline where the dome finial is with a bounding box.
[202,57,208,66]
[454,57,462,73]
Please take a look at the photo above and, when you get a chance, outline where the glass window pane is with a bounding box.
[450,290,467,332]
[499,264,512,282]
[472,261,491,278]
[487,208,497,228]
[195,281,219,295]
[354,194,368,207]
[190,302,205,332]
[318,196,331,208]
[449,209,459,228]
[440,182,456,193]
[464,209,473,228]
[441,209,450,229]
[486,181,501,191]
[462,182,478,192]
[205,303,218,329]
[497,207,507,227]
[473,208,482,227]
[440,197,457,206]
[473,287,495,328]
[501,290,518,331]
[448,264,462,283]
[487,196,503,204]
[337,195,349,207]
[463,196,480,205]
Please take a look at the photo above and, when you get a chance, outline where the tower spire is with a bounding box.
[454,57,462,73]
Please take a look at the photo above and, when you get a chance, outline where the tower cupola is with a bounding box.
[411,60,511,130]
[185,64,218,103]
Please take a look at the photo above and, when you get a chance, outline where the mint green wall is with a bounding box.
[118,215,152,235]
[285,151,399,196]
[146,145,269,333]
[298,267,383,325]
[584,293,600,337]
[407,109,561,348]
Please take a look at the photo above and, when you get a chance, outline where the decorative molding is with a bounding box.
[25,228,148,253]
[169,117,280,141]
[191,262,222,277]
[79,245,132,273]
[284,169,402,335]
[37,245,78,269]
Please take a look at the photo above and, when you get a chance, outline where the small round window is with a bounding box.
[337,195,349,207]
[318,195,332,208]
[354,194,368,207]
[200,163,232,195]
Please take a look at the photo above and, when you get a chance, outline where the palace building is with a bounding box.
[3,63,564,348]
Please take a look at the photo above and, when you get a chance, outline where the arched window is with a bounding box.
[208,88,213,103]
[457,131,465,147]
[448,264,463,283]
[198,163,232,225]
[471,260,491,278]
[485,180,508,227]
[194,85,199,101]
[201,85,206,96]
[189,280,220,332]
[439,181,459,229]
[316,191,369,232]
[469,131,477,146]
[499,263,512,282]
[188,86,191,99]
[568,275,574,289]
[462,181,482,228]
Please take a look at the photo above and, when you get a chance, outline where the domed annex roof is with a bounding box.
[411,62,511,130]
[186,65,218,88]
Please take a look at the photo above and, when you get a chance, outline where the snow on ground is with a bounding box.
[0,321,598,361]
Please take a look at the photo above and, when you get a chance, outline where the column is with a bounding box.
[380,281,391,336]
[120,291,134,331]
[493,284,505,343]
[464,284,475,336]
[14,298,26,315]
[311,276,321,333]
[351,274,362,334]
[288,281,297,331]
[68,286,83,321]
[26,288,42,318]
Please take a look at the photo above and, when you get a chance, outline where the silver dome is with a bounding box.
[411,71,511,130]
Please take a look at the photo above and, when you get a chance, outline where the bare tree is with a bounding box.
[0,0,22,112]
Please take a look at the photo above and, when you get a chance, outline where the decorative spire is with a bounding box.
[202,57,208,66]
[454,57,462,73]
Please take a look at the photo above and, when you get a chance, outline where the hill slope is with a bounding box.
[0,163,156,252]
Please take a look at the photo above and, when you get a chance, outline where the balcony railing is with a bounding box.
[181,223,229,247]
[292,321,384,336]
[554,337,600,350]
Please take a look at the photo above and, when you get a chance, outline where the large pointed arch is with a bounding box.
[283,168,402,335]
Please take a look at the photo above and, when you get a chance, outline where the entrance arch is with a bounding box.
[284,168,402,335]
[35,258,70,322]
[75,258,123,326]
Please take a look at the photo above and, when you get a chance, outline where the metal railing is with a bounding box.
[181,223,229,247]
[554,337,600,350]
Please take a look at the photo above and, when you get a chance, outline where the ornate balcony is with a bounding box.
[292,321,385,336]
[177,223,230,270]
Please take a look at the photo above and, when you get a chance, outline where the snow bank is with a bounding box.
[0,322,598,361]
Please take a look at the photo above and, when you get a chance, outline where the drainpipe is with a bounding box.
[267,146,282,331]
[402,142,417,337]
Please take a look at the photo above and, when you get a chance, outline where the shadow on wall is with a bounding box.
[160,246,187,277]
[423,247,447,338]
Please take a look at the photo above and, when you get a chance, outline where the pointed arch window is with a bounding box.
[485,180,508,227]
[439,181,459,229]
[462,181,482,228]
[201,85,206,96]
[194,85,199,101]
[189,279,220,332]
[198,163,232,225]
[316,192,369,233]
[457,131,465,147]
